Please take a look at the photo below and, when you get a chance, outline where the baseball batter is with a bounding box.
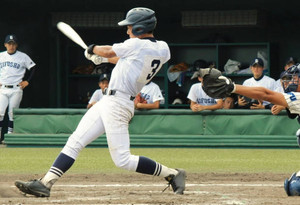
[198,65,300,196]
[0,34,35,138]
[15,7,186,197]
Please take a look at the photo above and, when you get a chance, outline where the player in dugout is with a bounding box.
[0,34,36,144]
[14,7,186,197]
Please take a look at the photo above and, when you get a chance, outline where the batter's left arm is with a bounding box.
[86,45,119,64]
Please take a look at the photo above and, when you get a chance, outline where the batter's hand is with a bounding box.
[84,50,105,65]
[19,81,29,89]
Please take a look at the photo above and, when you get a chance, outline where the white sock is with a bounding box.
[41,169,62,189]
[158,164,178,177]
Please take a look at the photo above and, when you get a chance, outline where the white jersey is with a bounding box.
[0,51,35,85]
[110,38,170,96]
[283,92,300,114]
[243,75,276,105]
[187,82,220,105]
[88,89,104,104]
[140,82,164,104]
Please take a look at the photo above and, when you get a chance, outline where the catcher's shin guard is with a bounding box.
[15,179,50,197]
[164,168,186,194]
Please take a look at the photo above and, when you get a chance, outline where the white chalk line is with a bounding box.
[10,183,281,189]
[51,183,281,188]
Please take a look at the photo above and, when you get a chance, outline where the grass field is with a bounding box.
[2,147,300,204]
[1,147,300,174]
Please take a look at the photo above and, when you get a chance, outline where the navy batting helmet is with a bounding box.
[281,63,300,92]
[284,172,300,196]
[118,7,157,36]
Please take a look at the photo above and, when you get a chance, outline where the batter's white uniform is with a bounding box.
[140,82,164,104]
[62,37,170,171]
[243,75,276,106]
[187,82,221,105]
[88,89,104,104]
[0,50,35,122]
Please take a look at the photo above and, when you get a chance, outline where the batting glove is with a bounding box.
[87,44,96,54]
[84,50,108,65]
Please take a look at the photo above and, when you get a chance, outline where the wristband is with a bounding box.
[87,44,96,55]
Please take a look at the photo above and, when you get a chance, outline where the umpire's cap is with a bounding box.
[99,73,110,82]
[4,34,18,44]
[118,7,157,36]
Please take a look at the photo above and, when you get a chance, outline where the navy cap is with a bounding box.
[250,58,264,67]
[4,34,18,44]
[99,73,109,82]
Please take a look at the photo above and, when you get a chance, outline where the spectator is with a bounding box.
[87,73,109,109]
[238,58,276,109]
[0,34,36,140]
[134,82,164,109]
[188,69,223,112]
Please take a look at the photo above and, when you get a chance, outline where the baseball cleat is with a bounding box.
[164,168,186,194]
[15,179,50,197]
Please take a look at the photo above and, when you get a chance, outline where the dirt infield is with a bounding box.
[0,173,299,205]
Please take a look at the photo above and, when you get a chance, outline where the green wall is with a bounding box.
[5,109,300,148]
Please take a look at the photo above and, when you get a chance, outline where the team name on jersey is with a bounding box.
[0,61,21,69]
[141,93,150,100]
[197,98,216,104]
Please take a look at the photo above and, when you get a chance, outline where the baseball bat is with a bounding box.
[57,22,87,49]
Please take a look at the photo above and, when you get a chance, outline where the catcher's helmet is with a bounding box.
[118,7,157,36]
[284,172,300,196]
[281,63,300,92]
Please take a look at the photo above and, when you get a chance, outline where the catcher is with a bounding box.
[199,65,300,196]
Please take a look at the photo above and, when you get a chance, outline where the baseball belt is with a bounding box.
[104,89,135,101]
[0,84,20,88]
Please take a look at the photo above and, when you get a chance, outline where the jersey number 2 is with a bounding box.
[146,60,161,80]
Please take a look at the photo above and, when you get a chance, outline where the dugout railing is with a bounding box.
[4,108,300,148]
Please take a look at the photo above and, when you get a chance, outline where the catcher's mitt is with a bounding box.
[200,68,236,99]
